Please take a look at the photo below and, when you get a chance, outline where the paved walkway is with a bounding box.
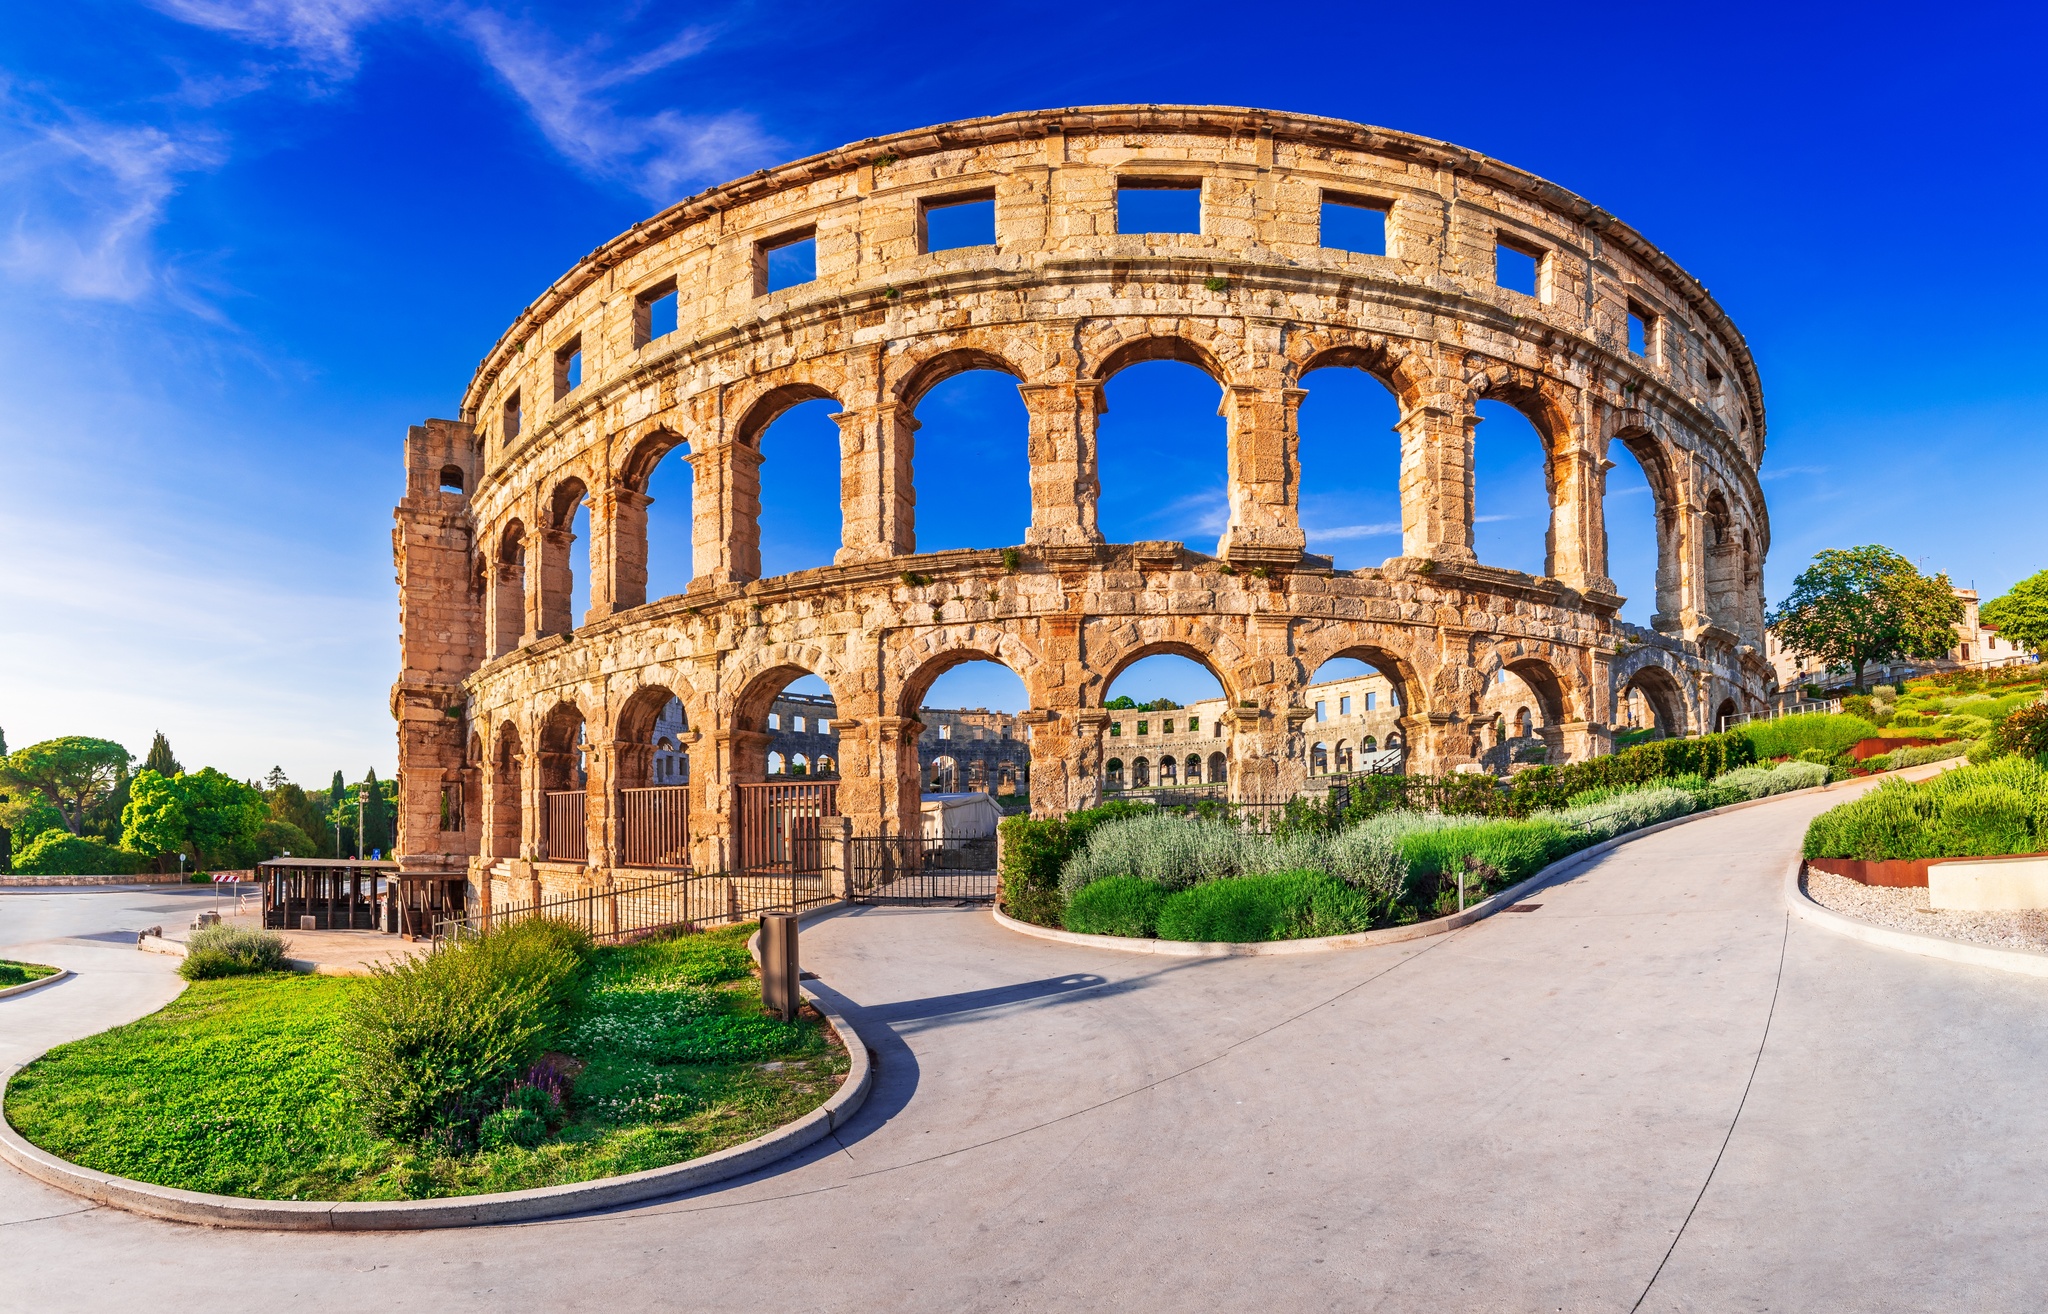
[6,791,2048,1310]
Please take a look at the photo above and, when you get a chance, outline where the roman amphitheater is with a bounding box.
[391,105,1772,905]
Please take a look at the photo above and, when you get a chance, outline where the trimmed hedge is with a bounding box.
[1738,713,1881,762]
[1062,876,1170,937]
[1803,756,2048,862]
[181,925,290,980]
[1152,871,1377,942]
[997,801,1149,926]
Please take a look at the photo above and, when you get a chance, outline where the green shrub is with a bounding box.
[9,832,147,876]
[1397,819,1574,899]
[1152,871,1377,942]
[340,918,592,1149]
[1804,756,2048,861]
[1059,813,1277,898]
[1062,876,1169,937]
[0,959,59,987]
[1739,713,1881,761]
[1541,784,1696,839]
[1994,702,2048,759]
[997,801,1148,926]
[180,925,289,980]
[1701,760,1829,807]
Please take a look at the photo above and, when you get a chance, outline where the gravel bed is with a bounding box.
[1803,868,2048,953]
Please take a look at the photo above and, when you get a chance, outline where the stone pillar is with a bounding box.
[821,814,854,900]
[1215,385,1308,565]
[488,556,523,657]
[835,402,917,563]
[535,526,575,636]
[1549,448,1608,592]
[585,740,619,872]
[866,715,927,837]
[1398,397,1477,564]
[1057,711,1110,815]
[687,443,763,587]
[589,485,651,619]
[1019,382,1104,548]
[519,736,544,864]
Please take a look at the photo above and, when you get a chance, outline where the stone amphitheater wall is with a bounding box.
[391,106,1774,900]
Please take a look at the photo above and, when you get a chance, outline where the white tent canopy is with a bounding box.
[920,792,1003,840]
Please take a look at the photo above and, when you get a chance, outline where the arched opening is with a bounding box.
[1604,442,1661,628]
[1310,742,1329,775]
[1499,657,1573,765]
[1715,697,1740,732]
[742,391,844,579]
[909,655,1030,802]
[905,362,1030,552]
[1704,490,1741,627]
[1296,362,1403,569]
[1473,400,1554,577]
[614,685,690,867]
[1095,350,1228,548]
[640,438,696,603]
[1102,649,1229,793]
[1306,653,1410,773]
[1619,666,1688,741]
[1206,751,1228,785]
[928,755,959,791]
[536,702,587,862]
[541,478,589,635]
[492,522,526,657]
[1106,757,1126,791]
[731,666,842,871]
[490,722,521,860]
[438,465,465,494]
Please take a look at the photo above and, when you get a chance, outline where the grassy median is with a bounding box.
[3,924,847,1201]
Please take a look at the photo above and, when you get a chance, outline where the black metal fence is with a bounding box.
[847,835,999,903]
[436,867,831,944]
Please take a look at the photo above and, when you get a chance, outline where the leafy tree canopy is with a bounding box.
[1768,546,1964,691]
[1103,696,1138,710]
[0,737,133,835]
[1980,570,2048,658]
[121,767,268,868]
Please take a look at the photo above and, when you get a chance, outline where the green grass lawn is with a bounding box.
[3,925,848,1201]
[0,960,61,988]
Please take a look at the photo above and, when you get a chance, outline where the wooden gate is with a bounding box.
[735,781,838,875]
[544,790,588,862]
[619,785,690,868]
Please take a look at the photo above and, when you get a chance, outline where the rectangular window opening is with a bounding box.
[502,389,522,442]
[1137,720,1150,736]
[1364,692,1376,711]
[1495,239,1540,297]
[767,712,780,730]
[553,337,582,401]
[1187,717,1199,734]
[1320,194,1389,256]
[757,228,818,296]
[1116,179,1201,235]
[635,281,678,347]
[1627,301,1656,358]
[1339,696,1352,716]
[1109,722,1121,737]
[921,191,997,253]
[1314,700,1327,722]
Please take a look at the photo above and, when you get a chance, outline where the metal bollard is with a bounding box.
[760,912,800,1022]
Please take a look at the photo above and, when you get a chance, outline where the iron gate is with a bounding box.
[848,835,998,903]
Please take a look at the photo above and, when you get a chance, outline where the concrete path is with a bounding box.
[6,793,2048,1311]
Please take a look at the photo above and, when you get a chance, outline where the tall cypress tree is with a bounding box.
[363,767,391,857]
[327,769,350,857]
[143,731,182,778]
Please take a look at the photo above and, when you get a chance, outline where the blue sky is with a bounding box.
[2,1,2043,782]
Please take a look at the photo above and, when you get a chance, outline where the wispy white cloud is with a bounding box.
[1306,521,1401,541]
[0,88,226,303]
[145,0,404,76]
[1474,514,1514,523]
[1759,464,1828,481]
[459,9,776,203]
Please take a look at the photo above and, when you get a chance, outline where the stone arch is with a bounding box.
[620,426,689,493]
[539,475,590,636]
[1207,751,1229,785]
[1085,330,1237,387]
[892,635,1038,720]
[612,682,687,791]
[733,381,842,449]
[1608,417,1686,626]
[891,344,1027,407]
[489,720,522,860]
[1714,697,1740,731]
[1090,637,1241,710]
[1620,664,1690,737]
[536,700,587,794]
[1105,756,1126,789]
[1295,634,1428,718]
[1292,339,1431,415]
[491,519,528,658]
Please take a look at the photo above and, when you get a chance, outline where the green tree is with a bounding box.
[1769,546,1965,691]
[1980,570,2048,659]
[1104,696,1137,710]
[0,737,133,835]
[143,731,182,778]
[121,768,269,868]
[326,769,353,857]
[362,767,393,858]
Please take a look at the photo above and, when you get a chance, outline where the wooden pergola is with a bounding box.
[259,858,400,932]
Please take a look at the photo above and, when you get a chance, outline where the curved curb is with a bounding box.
[1785,857,2048,979]
[0,968,72,1001]
[0,989,871,1231]
[991,763,1964,957]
